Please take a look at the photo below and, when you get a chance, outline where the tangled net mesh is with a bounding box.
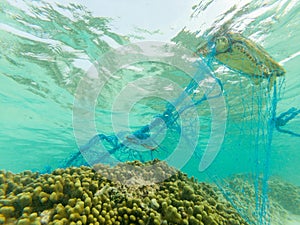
[61,36,298,225]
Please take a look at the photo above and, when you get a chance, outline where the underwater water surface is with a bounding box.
[0,0,300,224]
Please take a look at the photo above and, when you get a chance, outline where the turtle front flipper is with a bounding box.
[268,74,276,90]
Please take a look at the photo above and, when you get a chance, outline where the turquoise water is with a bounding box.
[0,0,300,224]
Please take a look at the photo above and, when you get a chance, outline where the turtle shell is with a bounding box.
[213,32,285,78]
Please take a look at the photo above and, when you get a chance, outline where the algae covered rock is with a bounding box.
[0,161,249,224]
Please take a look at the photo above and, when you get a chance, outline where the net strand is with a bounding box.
[64,61,223,167]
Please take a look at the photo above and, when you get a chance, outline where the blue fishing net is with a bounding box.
[67,55,224,169]
[62,39,300,225]
[1,1,299,224]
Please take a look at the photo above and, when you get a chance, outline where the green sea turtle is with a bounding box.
[198,32,285,87]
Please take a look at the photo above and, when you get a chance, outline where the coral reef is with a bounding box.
[221,174,300,225]
[268,178,300,216]
[0,160,248,225]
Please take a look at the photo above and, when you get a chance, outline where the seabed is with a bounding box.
[1,159,300,225]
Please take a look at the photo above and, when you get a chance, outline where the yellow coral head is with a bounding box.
[215,36,229,53]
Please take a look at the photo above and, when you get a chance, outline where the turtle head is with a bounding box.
[215,36,230,53]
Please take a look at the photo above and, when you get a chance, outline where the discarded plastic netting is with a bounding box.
[65,32,300,172]
[60,35,300,225]
[65,58,224,168]
[275,107,300,137]
[1,1,300,225]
